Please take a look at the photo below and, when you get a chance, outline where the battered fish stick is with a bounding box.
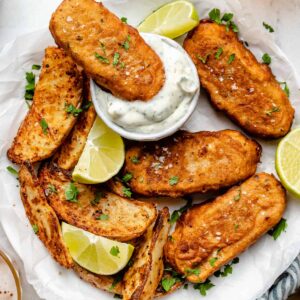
[124,130,261,197]
[50,0,165,101]
[164,173,286,283]
[183,21,294,138]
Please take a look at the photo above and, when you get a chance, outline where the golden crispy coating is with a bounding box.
[7,47,83,164]
[49,0,165,101]
[124,130,261,197]
[53,76,96,170]
[164,173,286,283]
[19,163,73,268]
[123,208,170,300]
[39,164,157,242]
[183,21,294,138]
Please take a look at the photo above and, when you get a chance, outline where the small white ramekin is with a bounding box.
[90,33,200,141]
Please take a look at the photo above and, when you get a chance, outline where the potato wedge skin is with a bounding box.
[123,208,170,300]
[19,163,73,268]
[164,173,286,283]
[183,21,294,138]
[49,0,165,101]
[39,163,157,242]
[7,47,83,164]
[124,130,261,197]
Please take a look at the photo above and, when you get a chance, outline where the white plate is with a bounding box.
[0,1,300,300]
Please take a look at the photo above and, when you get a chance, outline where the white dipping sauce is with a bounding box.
[95,34,199,134]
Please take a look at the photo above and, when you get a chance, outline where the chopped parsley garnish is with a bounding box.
[268,218,287,240]
[227,53,235,64]
[65,182,79,203]
[170,198,193,225]
[266,106,280,116]
[234,224,239,231]
[100,42,106,55]
[123,187,132,198]
[196,53,210,64]
[194,279,214,296]
[120,62,126,69]
[214,257,239,277]
[262,53,271,65]
[209,8,239,32]
[7,166,18,177]
[215,47,223,59]
[65,103,82,117]
[209,257,218,267]
[110,246,120,257]
[263,22,274,33]
[32,224,39,234]
[161,277,176,292]
[131,156,140,164]
[109,273,123,291]
[113,52,120,66]
[96,214,109,221]
[185,268,200,276]
[47,184,57,194]
[184,284,189,289]
[121,17,127,23]
[169,176,179,186]
[82,101,93,110]
[122,173,133,183]
[25,71,35,100]
[122,35,131,51]
[233,188,241,201]
[95,52,110,64]
[279,81,290,97]
[90,192,102,206]
[32,64,41,70]
[40,118,48,135]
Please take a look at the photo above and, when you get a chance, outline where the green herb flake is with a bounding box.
[194,279,215,296]
[131,156,140,164]
[32,64,41,70]
[169,176,179,186]
[215,47,223,60]
[185,268,200,276]
[65,103,82,117]
[110,246,120,257]
[209,257,218,267]
[90,192,102,206]
[234,224,239,231]
[82,101,93,110]
[266,106,280,116]
[40,118,48,135]
[214,257,239,277]
[100,42,106,55]
[209,8,221,24]
[269,218,287,240]
[121,17,127,23]
[122,35,131,51]
[25,71,35,100]
[227,53,235,64]
[170,199,193,225]
[95,52,110,64]
[221,13,233,22]
[233,188,241,201]
[113,52,120,66]
[65,182,79,203]
[47,184,57,194]
[123,187,132,198]
[161,277,176,292]
[122,173,133,183]
[96,214,109,221]
[32,224,39,234]
[184,284,189,290]
[120,62,126,69]
[7,166,18,177]
[196,53,210,64]
[109,273,123,291]
[263,22,274,33]
[262,53,271,65]
[279,81,290,97]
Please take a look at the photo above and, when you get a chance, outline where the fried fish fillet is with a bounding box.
[49,0,165,101]
[183,21,294,138]
[39,164,157,241]
[164,173,286,283]
[124,130,261,197]
[123,208,170,300]
[7,47,83,164]
[19,163,73,268]
[53,76,96,170]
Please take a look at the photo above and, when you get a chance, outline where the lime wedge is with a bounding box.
[276,128,300,198]
[62,222,134,275]
[138,0,199,39]
[72,117,125,184]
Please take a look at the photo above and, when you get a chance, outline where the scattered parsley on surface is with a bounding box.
[113,52,120,66]
[131,156,140,164]
[209,8,221,24]
[32,64,41,70]
[47,184,57,194]
[185,268,200,276]
[227,53,235,64]
[121,17,127,23]
[95,52,110,64]
[233,188,241,201]
[65,103,82,117]
[6,166,18,177]
[65,182,79,203]
[196,53,210,64]
[32,224,39,234]
[279,81,290,97]
[209,257,218,267]
[215,47,223,60]
[262,53,271,65]
[40,118,48,135]
[122,173,133,183]
[194,279,215,296]
[110,246,120,257]
[263,22,274,33]
[96,214,109,221]
[209,8,239,32]
[169,176,179,186]
[214,257,239,277]
[266,106,280,116]
[269,218,287,240]
[161,277,176,292]
[123,187,132,198]
[90,192,103,206]
[25,71,35,101]
[170,199,193,225]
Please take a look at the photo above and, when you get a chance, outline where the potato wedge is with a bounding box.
[19,163,73,268]
[39,163,157,242]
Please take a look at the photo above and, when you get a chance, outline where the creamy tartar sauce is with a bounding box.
[95,34,199,134]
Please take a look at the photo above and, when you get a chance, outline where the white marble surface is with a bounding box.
[0,0,300,299]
